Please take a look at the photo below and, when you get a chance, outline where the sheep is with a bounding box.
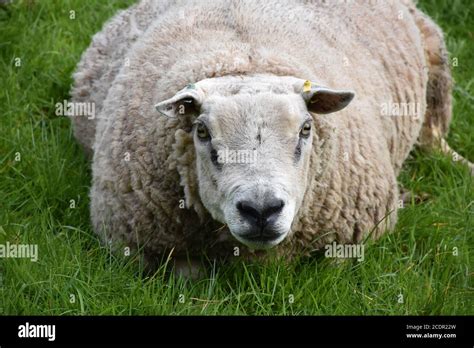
[69,0,472,270]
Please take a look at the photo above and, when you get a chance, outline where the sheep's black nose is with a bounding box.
[237,198,285,233]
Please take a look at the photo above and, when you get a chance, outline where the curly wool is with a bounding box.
[70,0,451,261]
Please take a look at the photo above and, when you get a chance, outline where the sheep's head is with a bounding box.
[155,75,354,250]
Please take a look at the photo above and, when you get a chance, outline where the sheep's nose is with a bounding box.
[236,198,285,234]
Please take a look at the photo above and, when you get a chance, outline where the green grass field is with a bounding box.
[0,0,472,315]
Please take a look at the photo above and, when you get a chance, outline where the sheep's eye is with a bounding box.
[300,121,312,138]
[196,122,210,140]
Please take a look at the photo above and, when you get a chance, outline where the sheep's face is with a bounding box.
[155,75,354,250]
[195,92,312,249]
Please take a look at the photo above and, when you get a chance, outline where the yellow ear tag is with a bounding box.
[303,80,312,93]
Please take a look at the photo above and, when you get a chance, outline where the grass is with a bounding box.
[0,0,472,315]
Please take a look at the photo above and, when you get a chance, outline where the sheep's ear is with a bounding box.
[301,81,354,114]
[155,85,203,118]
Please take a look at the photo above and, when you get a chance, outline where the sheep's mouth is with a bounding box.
[241,231,281,242]
[231,229,287,250]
